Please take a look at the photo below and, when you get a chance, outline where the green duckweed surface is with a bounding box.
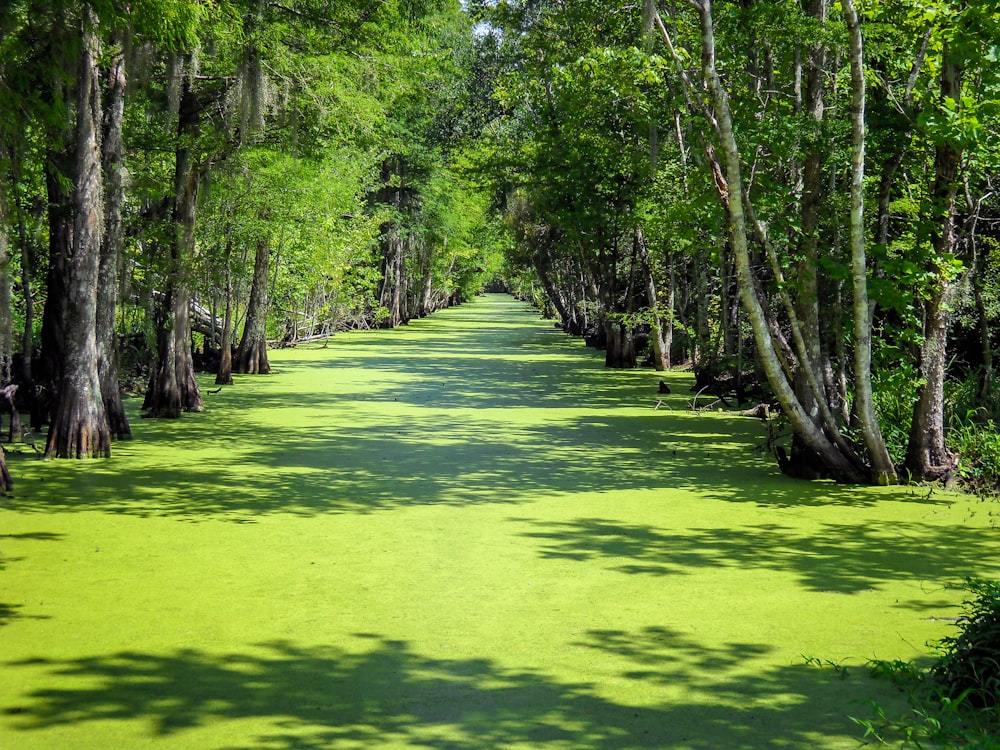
[2,294,999,749]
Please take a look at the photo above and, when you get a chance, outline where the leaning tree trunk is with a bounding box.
[144,58,203,417]
[691,0,867,483]
[45,11,111,459]
[905,45,963,482]
[235,237,271,374]
[96,34,131,440]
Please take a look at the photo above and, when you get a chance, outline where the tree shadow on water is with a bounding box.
[511,516,1000,597]
[3,633,888,749]
[0,293,957,520]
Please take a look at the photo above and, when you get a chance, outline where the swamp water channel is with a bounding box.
[1,293,998,749]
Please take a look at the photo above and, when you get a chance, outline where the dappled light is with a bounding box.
[1,296,995,749]
[3,297,931,519]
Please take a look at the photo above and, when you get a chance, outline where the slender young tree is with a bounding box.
[843,0,896,484]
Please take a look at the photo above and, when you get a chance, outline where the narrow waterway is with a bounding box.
[1,294,992,749]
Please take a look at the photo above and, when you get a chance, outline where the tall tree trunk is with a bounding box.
[637,230,668,371]
[0,174,16,485]
[45,11,111,459]
[97,33,131,440]
[235,237,271,374]
[0,177,12,386]
[40,158,72,429]
[378,229,404,328]
[843,0,895,483]
[144,57,203,417]
[791,0,828,433]
[216,239,234,385]
[10,147,34,396]
[604,319,637,368]
[905,43,963,482]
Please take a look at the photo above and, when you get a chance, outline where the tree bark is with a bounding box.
[905,41,963,482]
[636,229,669,370]
[216,239,235,385]
[792,0,828,429]
[45,10,111,459]
[10,148,34,395]
[40,155,72,428]
[144,56,203,417]
[97,34,131,440]
[235,237,271,374]
[843,0,895,484]
[0,176,12,386]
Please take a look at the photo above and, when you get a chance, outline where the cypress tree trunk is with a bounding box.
[0,146,15,470]
[637,232,669,371]
[216,239,234,385]
[39,158,72,428]
[45,10,111,459]
[235,237,271,374]
[0,178,12,388]
[144,58,203,416]
[11,149,35,399]
[791,0,828,434]
[97,35,131,440]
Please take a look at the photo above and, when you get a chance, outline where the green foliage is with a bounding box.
[871,361,921,465]
[933,579,1000,710]
[942,375,1000,494]
[861,587,1000,747]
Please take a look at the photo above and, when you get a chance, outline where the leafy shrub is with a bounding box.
[858,580,1000,747]
[951,420,1000,494]
[932,578,1000,710]
[872,365,920,463]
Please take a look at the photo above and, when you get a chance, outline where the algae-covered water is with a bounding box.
[1,294,998,749]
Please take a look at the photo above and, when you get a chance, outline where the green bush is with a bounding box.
[860,579,1000,747]
[872,365,920,463]
[951,420,1000,494]
[933,578,1000,710]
